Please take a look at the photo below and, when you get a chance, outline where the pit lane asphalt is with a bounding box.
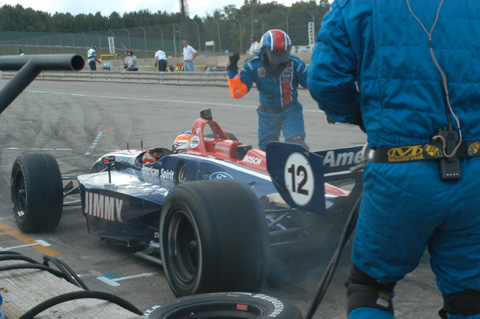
[0,79,442,318]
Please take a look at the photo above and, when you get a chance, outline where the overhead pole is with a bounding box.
[179,0,190,44]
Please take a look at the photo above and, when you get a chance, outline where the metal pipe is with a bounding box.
[0,54,85,115]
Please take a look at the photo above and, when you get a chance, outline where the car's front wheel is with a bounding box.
[159,179,270,297]
[11,153,63,233]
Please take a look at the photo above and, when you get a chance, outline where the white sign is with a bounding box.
[205,40,215,46]
[292,45,313,54]
[308,22,315,46]
[108,37,115,54]
[284,152,314,206]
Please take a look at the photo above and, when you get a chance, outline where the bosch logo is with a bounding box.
[243,155,262,165]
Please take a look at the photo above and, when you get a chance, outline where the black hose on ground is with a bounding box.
[19,290,144,319]
[0,263,68,279]
[43,255,89,290]
[0,251,144,318]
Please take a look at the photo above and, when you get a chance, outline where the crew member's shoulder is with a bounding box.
[335,0,349,9]
[244,55,262,69]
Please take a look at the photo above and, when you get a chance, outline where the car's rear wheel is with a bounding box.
[146,292,303,319]
[160,179,270,297]
[11,153,63,233]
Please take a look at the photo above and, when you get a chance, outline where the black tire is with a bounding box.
[11,153,63,233]
[160,179,270,297]
[146,292,303,319]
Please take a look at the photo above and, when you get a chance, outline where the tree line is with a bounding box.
[0,0,330,34]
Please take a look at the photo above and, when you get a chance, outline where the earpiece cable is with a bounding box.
[406,0,462,158]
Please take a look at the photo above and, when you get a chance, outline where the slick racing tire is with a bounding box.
[11,153,63,233]
[160,179,270,297]
[145,292,303,319]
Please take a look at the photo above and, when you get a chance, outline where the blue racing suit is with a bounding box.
[308,0,480,318]
[228,54,308,150]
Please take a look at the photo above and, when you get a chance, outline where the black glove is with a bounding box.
[155,62,157,67]
[227,52,240,71]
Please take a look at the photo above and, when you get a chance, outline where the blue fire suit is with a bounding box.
[228,54,308,150]
[308,0,480,318]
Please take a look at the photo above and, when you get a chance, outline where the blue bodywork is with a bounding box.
[78,148,276,248]
[77,141,364,250]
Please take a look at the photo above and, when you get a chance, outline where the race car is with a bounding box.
[10,107,364,298]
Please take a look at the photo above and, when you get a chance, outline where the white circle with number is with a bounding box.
[284,152,314,206]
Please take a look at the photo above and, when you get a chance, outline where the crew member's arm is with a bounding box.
[227,52,251,99]
[93,52,102,63]
[307,4,360,125]
[295,57,309,89]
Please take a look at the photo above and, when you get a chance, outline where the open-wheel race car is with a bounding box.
[11,107,364,298]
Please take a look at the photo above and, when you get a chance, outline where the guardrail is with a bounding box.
[1,70,230,87]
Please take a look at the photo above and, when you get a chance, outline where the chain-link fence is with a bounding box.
[0,9,328,60]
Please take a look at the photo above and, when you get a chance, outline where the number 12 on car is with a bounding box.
[285,152,314,206]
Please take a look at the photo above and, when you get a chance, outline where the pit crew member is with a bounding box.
[227,29,309,151]
[308,0,480,318]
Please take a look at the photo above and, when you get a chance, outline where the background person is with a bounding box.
[125,50,138,71]
[182,40,197,72]
[308,0,480,318]
[154,47,167,71]
[87,44,102,71]
[18,49,24,56]
[227,29,309,151]
[122,50,130,70]
[245,35,260,62]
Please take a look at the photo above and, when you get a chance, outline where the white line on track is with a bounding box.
[26,90,323,113]
[96,272,155,286]
[85,131,103,156]
[4,240,51,250]
[4,147,73,151]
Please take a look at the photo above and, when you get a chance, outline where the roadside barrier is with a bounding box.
[1,70,230,87]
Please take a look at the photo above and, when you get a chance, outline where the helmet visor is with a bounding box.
[264,46,291,64]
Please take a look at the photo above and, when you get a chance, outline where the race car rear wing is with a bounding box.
[266,142,364,215]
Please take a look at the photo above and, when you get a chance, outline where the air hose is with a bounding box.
[0,251,143,318]
[19,291,143,319]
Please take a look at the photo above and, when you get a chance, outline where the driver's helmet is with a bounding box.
[260,29,292,64]
[172,131,191,153]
